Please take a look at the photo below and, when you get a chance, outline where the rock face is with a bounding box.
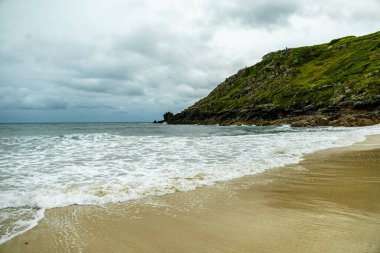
[167,31,380,126]
[154,112,174,123]
[163,112,174,122]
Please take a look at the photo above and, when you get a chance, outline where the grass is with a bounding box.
[187,31,380,113]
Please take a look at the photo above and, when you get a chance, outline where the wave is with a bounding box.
[0,124,379,244]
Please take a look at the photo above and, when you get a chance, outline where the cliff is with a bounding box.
[167,31,380,126]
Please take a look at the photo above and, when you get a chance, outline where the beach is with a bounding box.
[1,134,379,253]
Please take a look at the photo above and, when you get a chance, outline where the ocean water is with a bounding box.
[0,122,379,244]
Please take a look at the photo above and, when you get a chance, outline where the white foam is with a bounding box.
[0,207,45,245]
[0,125,379,244]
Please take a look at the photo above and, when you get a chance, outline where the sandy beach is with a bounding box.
[1,135,380,253]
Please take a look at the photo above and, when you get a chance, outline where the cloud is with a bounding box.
[0,87,69,110]
[208,0,299,29]
[0,0,379,122]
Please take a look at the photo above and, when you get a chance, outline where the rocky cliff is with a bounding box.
[167,31,380,126]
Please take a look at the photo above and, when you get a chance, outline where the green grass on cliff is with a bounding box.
[188,31,380,113]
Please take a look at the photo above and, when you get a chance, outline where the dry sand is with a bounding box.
[1,135,380,253]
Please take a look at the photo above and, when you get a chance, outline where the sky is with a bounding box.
[0,0,379,122]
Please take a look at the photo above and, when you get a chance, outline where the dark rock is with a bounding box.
[357,117,375,126]
[315,116,330,125]
[318,106,339,114]
[352,99,380,110]
[163,112,174,122]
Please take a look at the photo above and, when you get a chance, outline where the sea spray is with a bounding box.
[1,123,379,244]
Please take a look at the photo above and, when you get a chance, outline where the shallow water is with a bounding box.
[1,122,379,244]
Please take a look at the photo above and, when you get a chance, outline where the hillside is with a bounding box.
[166,31,380,126]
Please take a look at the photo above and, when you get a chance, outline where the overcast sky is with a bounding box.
[0,0,379,122]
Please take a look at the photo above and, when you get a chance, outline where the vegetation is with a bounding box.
[169,31,380,126]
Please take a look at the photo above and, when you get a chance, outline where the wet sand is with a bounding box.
[1,135,380,253]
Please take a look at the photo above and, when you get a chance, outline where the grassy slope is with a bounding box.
[186,31,380,115]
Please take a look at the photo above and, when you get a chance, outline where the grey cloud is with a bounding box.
[0,50,21,66]
[209,0,298,28]
[0,0,379,122]
[115,28,163,57]
[73,63,137,81]
[175,84,210,99]
[0,86,69,110]
[59,78,145,96]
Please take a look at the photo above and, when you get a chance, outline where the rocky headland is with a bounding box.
[161,31,380,126]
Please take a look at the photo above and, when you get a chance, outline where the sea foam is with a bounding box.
[0,123,379,244]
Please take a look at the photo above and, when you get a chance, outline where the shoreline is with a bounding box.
[1,134,380,252]
[166,110,380,127]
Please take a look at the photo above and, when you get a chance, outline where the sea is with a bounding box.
[1,122,379,244]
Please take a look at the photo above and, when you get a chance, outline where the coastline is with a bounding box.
[166,110,380,127]
[1,134,380,253]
